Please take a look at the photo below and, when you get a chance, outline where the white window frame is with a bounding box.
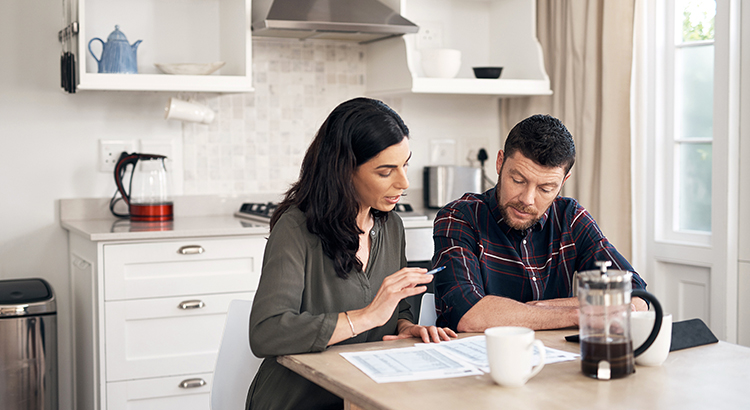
[655,0,715,246]
[635,0,741,342]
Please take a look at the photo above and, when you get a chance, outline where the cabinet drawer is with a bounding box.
[103,237,265,300]
[106,372,212,410]
[405,227,433,262]
[105,292,254,381]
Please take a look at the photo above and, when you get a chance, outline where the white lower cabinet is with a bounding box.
[69,234,265,410]
[106,373,213,410]
[105,292,255,381]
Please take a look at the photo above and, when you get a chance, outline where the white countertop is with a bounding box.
[59,195,434,242]
[61,215,270,242]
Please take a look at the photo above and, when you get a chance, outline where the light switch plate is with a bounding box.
[430,139,456,165]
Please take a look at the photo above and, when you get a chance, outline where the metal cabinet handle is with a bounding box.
[178,378,207,389]
[178,300,205,310]
[178,245,205,255]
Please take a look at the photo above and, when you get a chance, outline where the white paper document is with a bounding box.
[340,336,579,383]
[340,345,483,383]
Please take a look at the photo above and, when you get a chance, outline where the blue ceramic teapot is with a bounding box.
[88,25,142,74]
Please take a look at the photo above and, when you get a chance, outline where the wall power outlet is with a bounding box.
[416,21,443,49]
[99,140,138,172]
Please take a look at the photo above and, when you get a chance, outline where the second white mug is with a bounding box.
[164,97,215,124]
[485,326,546,387]
[632,311,673,366]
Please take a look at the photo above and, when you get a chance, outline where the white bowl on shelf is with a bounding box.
[420,49,461,78]
[154,61,226,75]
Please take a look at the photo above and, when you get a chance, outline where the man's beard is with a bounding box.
[499,202,542,231]
[495,175,542,230]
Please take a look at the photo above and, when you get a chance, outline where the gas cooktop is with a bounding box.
[234,202,427,223]
[234,202,278,223]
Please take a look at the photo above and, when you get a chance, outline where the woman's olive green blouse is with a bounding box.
[246,207,412,410]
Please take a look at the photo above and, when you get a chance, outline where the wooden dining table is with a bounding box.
[278,329,750,410]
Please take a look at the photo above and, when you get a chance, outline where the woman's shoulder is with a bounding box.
[272,206,308,234]
[269,206,323,252]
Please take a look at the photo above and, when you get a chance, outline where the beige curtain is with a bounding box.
[501,0,636,259]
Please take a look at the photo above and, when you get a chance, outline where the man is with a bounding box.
[432,114,648,332]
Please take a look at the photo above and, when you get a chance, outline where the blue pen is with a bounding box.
[425,266,446,275]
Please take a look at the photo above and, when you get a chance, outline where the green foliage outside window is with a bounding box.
[682,0,715,42]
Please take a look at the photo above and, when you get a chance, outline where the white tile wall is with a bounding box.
[182,38,367,194]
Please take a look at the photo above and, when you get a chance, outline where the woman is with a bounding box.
[246,97,456,410]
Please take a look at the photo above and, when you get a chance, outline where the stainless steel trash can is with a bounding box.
[0,278,58,410]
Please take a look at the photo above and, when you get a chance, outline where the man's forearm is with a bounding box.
[526,296,578,307]
[456,295,579,332]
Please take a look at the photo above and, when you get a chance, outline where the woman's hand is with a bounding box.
[328,268,440,346]
[383,319,457,343]
[357,267,434,329]
[328,268,456,346]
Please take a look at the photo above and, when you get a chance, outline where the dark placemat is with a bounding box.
[670,318,718,351]
[563,318,719,351]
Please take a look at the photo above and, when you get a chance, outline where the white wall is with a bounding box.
[1,3,182,410]
[0,2,501,410]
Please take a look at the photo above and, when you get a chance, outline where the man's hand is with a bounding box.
[456,295,579,333]
[631,296,648,312]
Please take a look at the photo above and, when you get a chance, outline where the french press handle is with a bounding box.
[631,289,664,357]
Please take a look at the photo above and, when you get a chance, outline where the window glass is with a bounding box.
[678,143,712,231]
[674,0,714,233]
[679,45,713,139]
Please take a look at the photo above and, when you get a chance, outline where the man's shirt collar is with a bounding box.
[487,186,552,235]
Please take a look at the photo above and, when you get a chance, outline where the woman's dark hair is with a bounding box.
[504,114,576,173]
[271,97,409,279]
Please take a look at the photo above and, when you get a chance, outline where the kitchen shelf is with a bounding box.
[76,73,251,93]
[365,0,551,97]
[72,0,252,92]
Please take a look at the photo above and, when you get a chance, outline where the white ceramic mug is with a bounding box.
[164,97,215,124]
[485,326,546,387]
[631,311,672,366]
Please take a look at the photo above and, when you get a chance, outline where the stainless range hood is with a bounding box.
[252,0,419,44]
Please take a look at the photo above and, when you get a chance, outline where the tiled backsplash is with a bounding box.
[182,38,368,194]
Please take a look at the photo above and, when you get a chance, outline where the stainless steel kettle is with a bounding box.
[110,152,173,222]
[423,166,482,209]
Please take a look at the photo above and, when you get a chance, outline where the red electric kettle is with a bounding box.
[110,152,173,222]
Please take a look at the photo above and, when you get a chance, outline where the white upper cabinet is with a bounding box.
[74,0,252,92]
[365,0,551,97]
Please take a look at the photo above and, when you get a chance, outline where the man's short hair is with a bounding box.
[504,114,576,174]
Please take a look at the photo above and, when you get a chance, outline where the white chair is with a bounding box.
[211,299,264,410]
[418,292,437,326]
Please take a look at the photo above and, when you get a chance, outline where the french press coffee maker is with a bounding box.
[110,152,173,222]
[577,261,663,380]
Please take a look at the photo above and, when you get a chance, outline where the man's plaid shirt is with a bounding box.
[432,187,647,329]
